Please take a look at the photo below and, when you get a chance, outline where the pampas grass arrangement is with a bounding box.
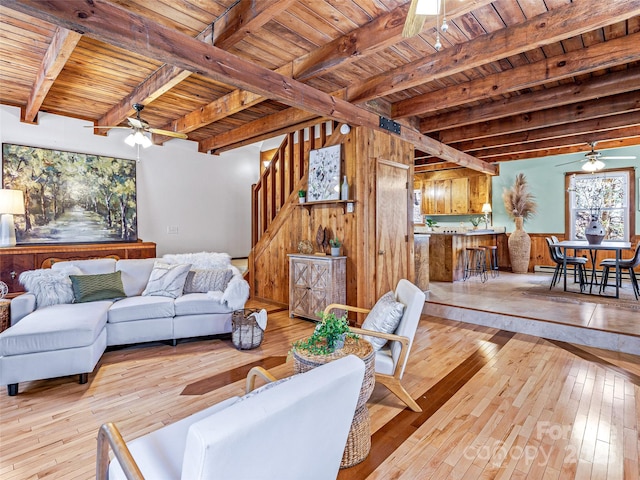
[502,173,537,220]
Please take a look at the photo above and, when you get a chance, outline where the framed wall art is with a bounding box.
[307,144,341,202]
[2,143,138,245]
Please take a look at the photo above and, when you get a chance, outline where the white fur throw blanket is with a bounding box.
[162,252,231,270]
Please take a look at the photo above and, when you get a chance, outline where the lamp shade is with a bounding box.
[0,189,25,215]
[582,159,605,172]
[481,203,492,214]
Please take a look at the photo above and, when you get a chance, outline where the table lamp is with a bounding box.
[0,189,25,247]
[481,203,492,229]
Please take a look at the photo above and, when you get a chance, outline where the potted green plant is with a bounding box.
[298,189,306,204]
[292,311,356,355]
[425,218,437,231]
[469,216,482,229]
[329,237,342,256]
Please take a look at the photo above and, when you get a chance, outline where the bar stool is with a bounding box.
[464,247,487,282]
[480,245,499,278]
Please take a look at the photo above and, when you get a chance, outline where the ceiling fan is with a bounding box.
[555,142,636,172]
[86,103,187,148]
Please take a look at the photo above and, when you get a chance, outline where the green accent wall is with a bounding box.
[491,145,639,235]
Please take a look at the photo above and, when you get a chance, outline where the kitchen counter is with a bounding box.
[415,226,506,235]
[425,229,505,282]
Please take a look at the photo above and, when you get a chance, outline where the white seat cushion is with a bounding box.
[0,301,111,356]
[108,296,175,323]
[174,293,230,316]
[374,346,394,375]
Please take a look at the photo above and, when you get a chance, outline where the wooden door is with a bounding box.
[376,159,411,298]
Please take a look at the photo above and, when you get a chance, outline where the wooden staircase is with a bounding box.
[248,121,341,298]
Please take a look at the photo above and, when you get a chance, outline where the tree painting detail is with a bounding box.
[2,144,137,244]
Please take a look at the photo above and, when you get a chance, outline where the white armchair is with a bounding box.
[325,279,426,412]
[97,355,365,480]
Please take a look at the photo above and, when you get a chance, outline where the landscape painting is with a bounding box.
[2,143,137,245]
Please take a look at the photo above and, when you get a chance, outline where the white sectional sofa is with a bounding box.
[0,254,249,396]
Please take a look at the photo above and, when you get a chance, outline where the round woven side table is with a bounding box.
[292,336,375,468]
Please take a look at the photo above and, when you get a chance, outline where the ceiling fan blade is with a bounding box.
[127,117,147,129]
[148,128,188,139]
[84,125,131,129]
[600,156,636,160]
[402,0,426,37]
[555,158,585,167]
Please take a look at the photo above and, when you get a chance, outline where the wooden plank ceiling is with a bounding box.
[1,0,639,174]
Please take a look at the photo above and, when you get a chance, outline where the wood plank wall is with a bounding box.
[251,126,414,311]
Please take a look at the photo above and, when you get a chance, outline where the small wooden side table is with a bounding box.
[292,336,375,468]
[0,299,10,333]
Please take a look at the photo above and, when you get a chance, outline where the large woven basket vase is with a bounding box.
[508,216,531,274]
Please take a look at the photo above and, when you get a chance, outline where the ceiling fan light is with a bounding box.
[416,0,441,15]
[140,134,153,149]
[582,159,605,172]
[124,133,136,147]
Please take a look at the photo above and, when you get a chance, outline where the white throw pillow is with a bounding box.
[19,266,82,308]
[183,268,233,293]
[361,291,405,350]
[142,262,191,298]
[162,252,231,270]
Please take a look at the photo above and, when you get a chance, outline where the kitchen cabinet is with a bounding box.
[417,168,490,215]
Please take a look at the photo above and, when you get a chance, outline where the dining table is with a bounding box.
[552,240,632,298]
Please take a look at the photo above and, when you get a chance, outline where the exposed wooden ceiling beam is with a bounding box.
[437,91,640,144]
[467,128,640,160]
[474,137,640,162]
[346,0,640,104]
[98,0,293,132]
[211,0,298,51]
[419,67,640,133]
[448,111,640,152]
[292,0,493,81]
[23,26,81,123]
[396,33,640,121]
[5,0,495,174]
[154,0,493,144]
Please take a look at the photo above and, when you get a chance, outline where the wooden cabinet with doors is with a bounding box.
[416,168,490,215]
[288,254,346,321]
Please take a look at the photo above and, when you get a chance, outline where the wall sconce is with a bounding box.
[0,189,25,247]
[481,203,492,229]
[339,124,351,134]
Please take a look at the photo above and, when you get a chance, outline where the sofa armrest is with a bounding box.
[10,293,36,325]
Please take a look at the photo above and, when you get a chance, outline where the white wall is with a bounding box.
[0,105,261,256]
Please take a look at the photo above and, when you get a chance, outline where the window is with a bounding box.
[566,169,635,241]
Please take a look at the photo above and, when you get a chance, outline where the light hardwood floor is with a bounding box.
[1,299,638,479]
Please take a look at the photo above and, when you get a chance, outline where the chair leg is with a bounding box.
[376,375,422,413]
[600,266,610,293]
[629,268,639,300]
[550,264,561,289]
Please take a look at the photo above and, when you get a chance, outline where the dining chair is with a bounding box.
[599,242,640,300]
[545,237,587,290]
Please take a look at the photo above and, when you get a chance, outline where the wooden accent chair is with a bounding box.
[324,279,426,412]
[97,356,365,480]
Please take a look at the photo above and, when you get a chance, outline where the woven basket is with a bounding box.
[340,405,371,468]
[231,309,264,350]
[0,300,9,333]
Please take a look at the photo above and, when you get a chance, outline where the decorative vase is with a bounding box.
[331,246,341,257]
[585,214,605,245]
[330,333,346,351]
[340,176,349,200]
[508,216,531,274]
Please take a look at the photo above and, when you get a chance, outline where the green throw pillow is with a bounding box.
[69,271,126,303]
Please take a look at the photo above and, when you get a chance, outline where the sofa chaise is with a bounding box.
[0,253,249,396]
